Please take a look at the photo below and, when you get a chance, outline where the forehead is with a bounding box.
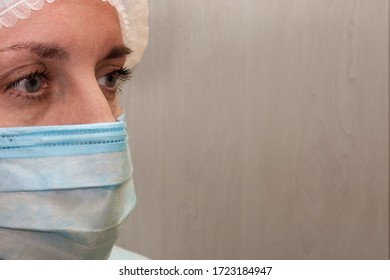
[0,1,122,50]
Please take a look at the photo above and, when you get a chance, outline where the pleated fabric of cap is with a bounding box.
[0,0,149,68]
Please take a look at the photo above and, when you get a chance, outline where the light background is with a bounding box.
[117,0,389,259]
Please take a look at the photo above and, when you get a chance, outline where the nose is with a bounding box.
[58,73,117,125]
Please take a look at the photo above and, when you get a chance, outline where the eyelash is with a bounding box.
[4,69,52,102]
[107,67,132,95]
[114,67,132,82]
[4,67,132,102]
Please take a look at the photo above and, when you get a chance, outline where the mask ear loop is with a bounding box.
[116,112,126,122]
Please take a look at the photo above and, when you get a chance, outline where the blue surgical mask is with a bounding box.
[0,117,136,260]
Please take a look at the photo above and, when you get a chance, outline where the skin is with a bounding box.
[0,0,130,127]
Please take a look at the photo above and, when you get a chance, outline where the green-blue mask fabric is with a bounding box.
[0,118,136,259]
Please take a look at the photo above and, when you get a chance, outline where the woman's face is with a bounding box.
[0,0,130,127]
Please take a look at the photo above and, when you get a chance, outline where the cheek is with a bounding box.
[0,107,11,127]
[0,102,49,127]
[108,95,122,119]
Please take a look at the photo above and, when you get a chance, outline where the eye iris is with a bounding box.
[106,73,119,88]
[23,77,41,93]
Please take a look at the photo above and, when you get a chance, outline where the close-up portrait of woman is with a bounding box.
[0,0,388,271]
[0,0,148,260]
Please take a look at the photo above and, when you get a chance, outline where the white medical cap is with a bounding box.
[0,0,149,68]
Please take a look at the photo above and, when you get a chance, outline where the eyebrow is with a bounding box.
[0,42,132,61]
[0,42,70,60]
[103,45,132,60]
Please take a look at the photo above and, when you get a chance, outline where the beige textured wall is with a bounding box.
[117,0,389,259]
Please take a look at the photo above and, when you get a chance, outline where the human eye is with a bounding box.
[4,69,51,102]
[97,67,131,96]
